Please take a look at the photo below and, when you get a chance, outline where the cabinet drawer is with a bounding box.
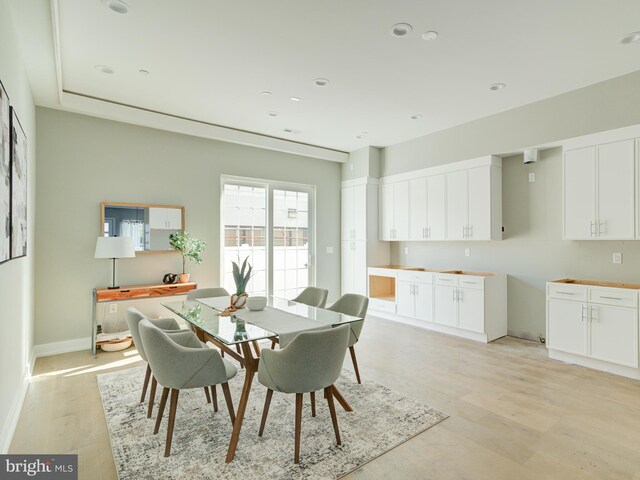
[397,270,434,284]
[97,288,151,302]
[589,288,638,308]
[369,298,396,314]
[435,274,458,286]
[457,277,484,290]
[368,267,397,278]
[547,283,587,301]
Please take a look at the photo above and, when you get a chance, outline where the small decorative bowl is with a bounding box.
[246,296,267,311]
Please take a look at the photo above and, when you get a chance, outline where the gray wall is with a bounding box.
[385,70,640,340]
[35,108,341,346]
[0,0,36,452]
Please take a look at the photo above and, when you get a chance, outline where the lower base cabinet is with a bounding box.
[547,280,640,379]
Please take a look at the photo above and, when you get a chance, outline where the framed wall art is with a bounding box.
[10,107,27,259]
[0,81,9,264]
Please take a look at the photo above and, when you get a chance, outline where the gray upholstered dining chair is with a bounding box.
[186,287,230,301]
[257,324,350,464]
[327,294,369,384]
[139,319,238,457]
[292,287,329,308]
[126,307,215,418]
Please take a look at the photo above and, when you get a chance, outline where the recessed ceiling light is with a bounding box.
[283,128,301,134]
[489,82,506,91]
[391,23,413,37]
[102,0,129,14]
[261,91,272,96]
[313,78,330,87]
[94,64,115,74]
[422,31,438,41]
[138,69,150,75]
[619,31,640,45]
[267,111,279,117]
[290,96,301,102]
[410,114,423,120]
[356,132,368,139]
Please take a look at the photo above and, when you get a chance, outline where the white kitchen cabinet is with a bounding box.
[380,156,501,242]
[563,139,635,240]
[547,279,640,379]
[341,240,367,296]
[397,280,415,318]
[396,271,433,321]
[434,285,458,327]
[149,207,183,230]
[341,184,367,241]
[457,287,485,333]
[426,175,446,240]
[379,181,409,240]
[409,178,428,240]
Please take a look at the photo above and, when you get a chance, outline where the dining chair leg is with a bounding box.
[258,388,273,437]
[154,387,170,434]
[147,376,157,418]
[270,340,276,349]
[310,391,316,417]
[325,386,341,445]
[331,385,353,412]
[165,389,180,457]
[349,346,362,384]
[294,393,303,464]
[221,382,235,425]
[204,386,212,404]
[211,385,219,412]
[140,364,151,403]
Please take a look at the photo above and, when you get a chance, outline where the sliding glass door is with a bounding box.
[221,178,314,299]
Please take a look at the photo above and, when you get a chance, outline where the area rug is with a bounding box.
[97,366,447,479]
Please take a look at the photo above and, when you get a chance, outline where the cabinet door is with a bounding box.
[547,299,587,355]
[396,281,415,318]
[352,240,368,296]
[446,171,468,240]
[597,140,635,240]
[341,186,354,241]
[341,241,354,295]
[393,181,410,240]
[148,207,167,229]
[427,175,446,240]
[166,208,182,229]
[379,183,393,240]
[414,282,433,322]
[589,304,638,367]
[409,178,428,240]
[353,184,367,241]
[457,287,484,332]
[563,147,596,239]
[467,166,491,240]
[434,285,458,326]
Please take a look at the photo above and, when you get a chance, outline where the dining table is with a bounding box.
[162,295,363,463]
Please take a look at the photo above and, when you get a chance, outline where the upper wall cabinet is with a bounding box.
[563,138,635,240]
[380,156,502,242]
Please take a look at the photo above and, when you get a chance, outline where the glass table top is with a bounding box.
[162,296,362,345]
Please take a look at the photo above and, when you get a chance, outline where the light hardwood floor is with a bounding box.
[11,316,640,479]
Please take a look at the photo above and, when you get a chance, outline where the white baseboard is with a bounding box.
[34,337,91,358]
[0,367,30,453]
[548,349,640,380]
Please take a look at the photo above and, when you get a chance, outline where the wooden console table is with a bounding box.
[92,282,197,355]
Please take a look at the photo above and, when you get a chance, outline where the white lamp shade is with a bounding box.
[95,236,136,259]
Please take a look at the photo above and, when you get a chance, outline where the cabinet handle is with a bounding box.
[414,284,418,296]
[427,226,431,238]
[599,221,606,236]
[581,304,587,322]
[458,289,463,302]
[590,221,596,237]
[462,281,478,285]
[590,305,598,321]
[452,289,456,301]
[599,296,623,300]
[556,291,576,295]
[468,225,473,238]
[462,226,467,238]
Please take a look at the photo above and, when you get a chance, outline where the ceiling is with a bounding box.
[9,0,640,157]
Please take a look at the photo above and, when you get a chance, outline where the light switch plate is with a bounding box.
[404,247,409,255]
[109,304,117,313]
[613,252,622,264]
[465,248,470,257]
[326,246,334,254]
[528,172,535,183]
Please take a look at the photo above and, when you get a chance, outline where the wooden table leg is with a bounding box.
[331,385,353,412]
[252,340,261,357]
[225,342,258,463]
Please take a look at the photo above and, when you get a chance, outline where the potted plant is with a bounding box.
[169,231,206,283]
[230,256,252,309]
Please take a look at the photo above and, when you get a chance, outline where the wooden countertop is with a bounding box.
[550,278,640,290]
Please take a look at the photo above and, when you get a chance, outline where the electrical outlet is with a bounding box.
[349,162,354,171]
[326,246,334,254]
[528,172,535,183]
[109,304,117,313]
[404,247,409,255]
[613,252,622,264]
[465,248,470,257]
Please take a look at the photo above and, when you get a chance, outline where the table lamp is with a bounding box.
[95,236,135,289]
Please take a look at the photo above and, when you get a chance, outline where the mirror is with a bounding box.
[100,202,184,253]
